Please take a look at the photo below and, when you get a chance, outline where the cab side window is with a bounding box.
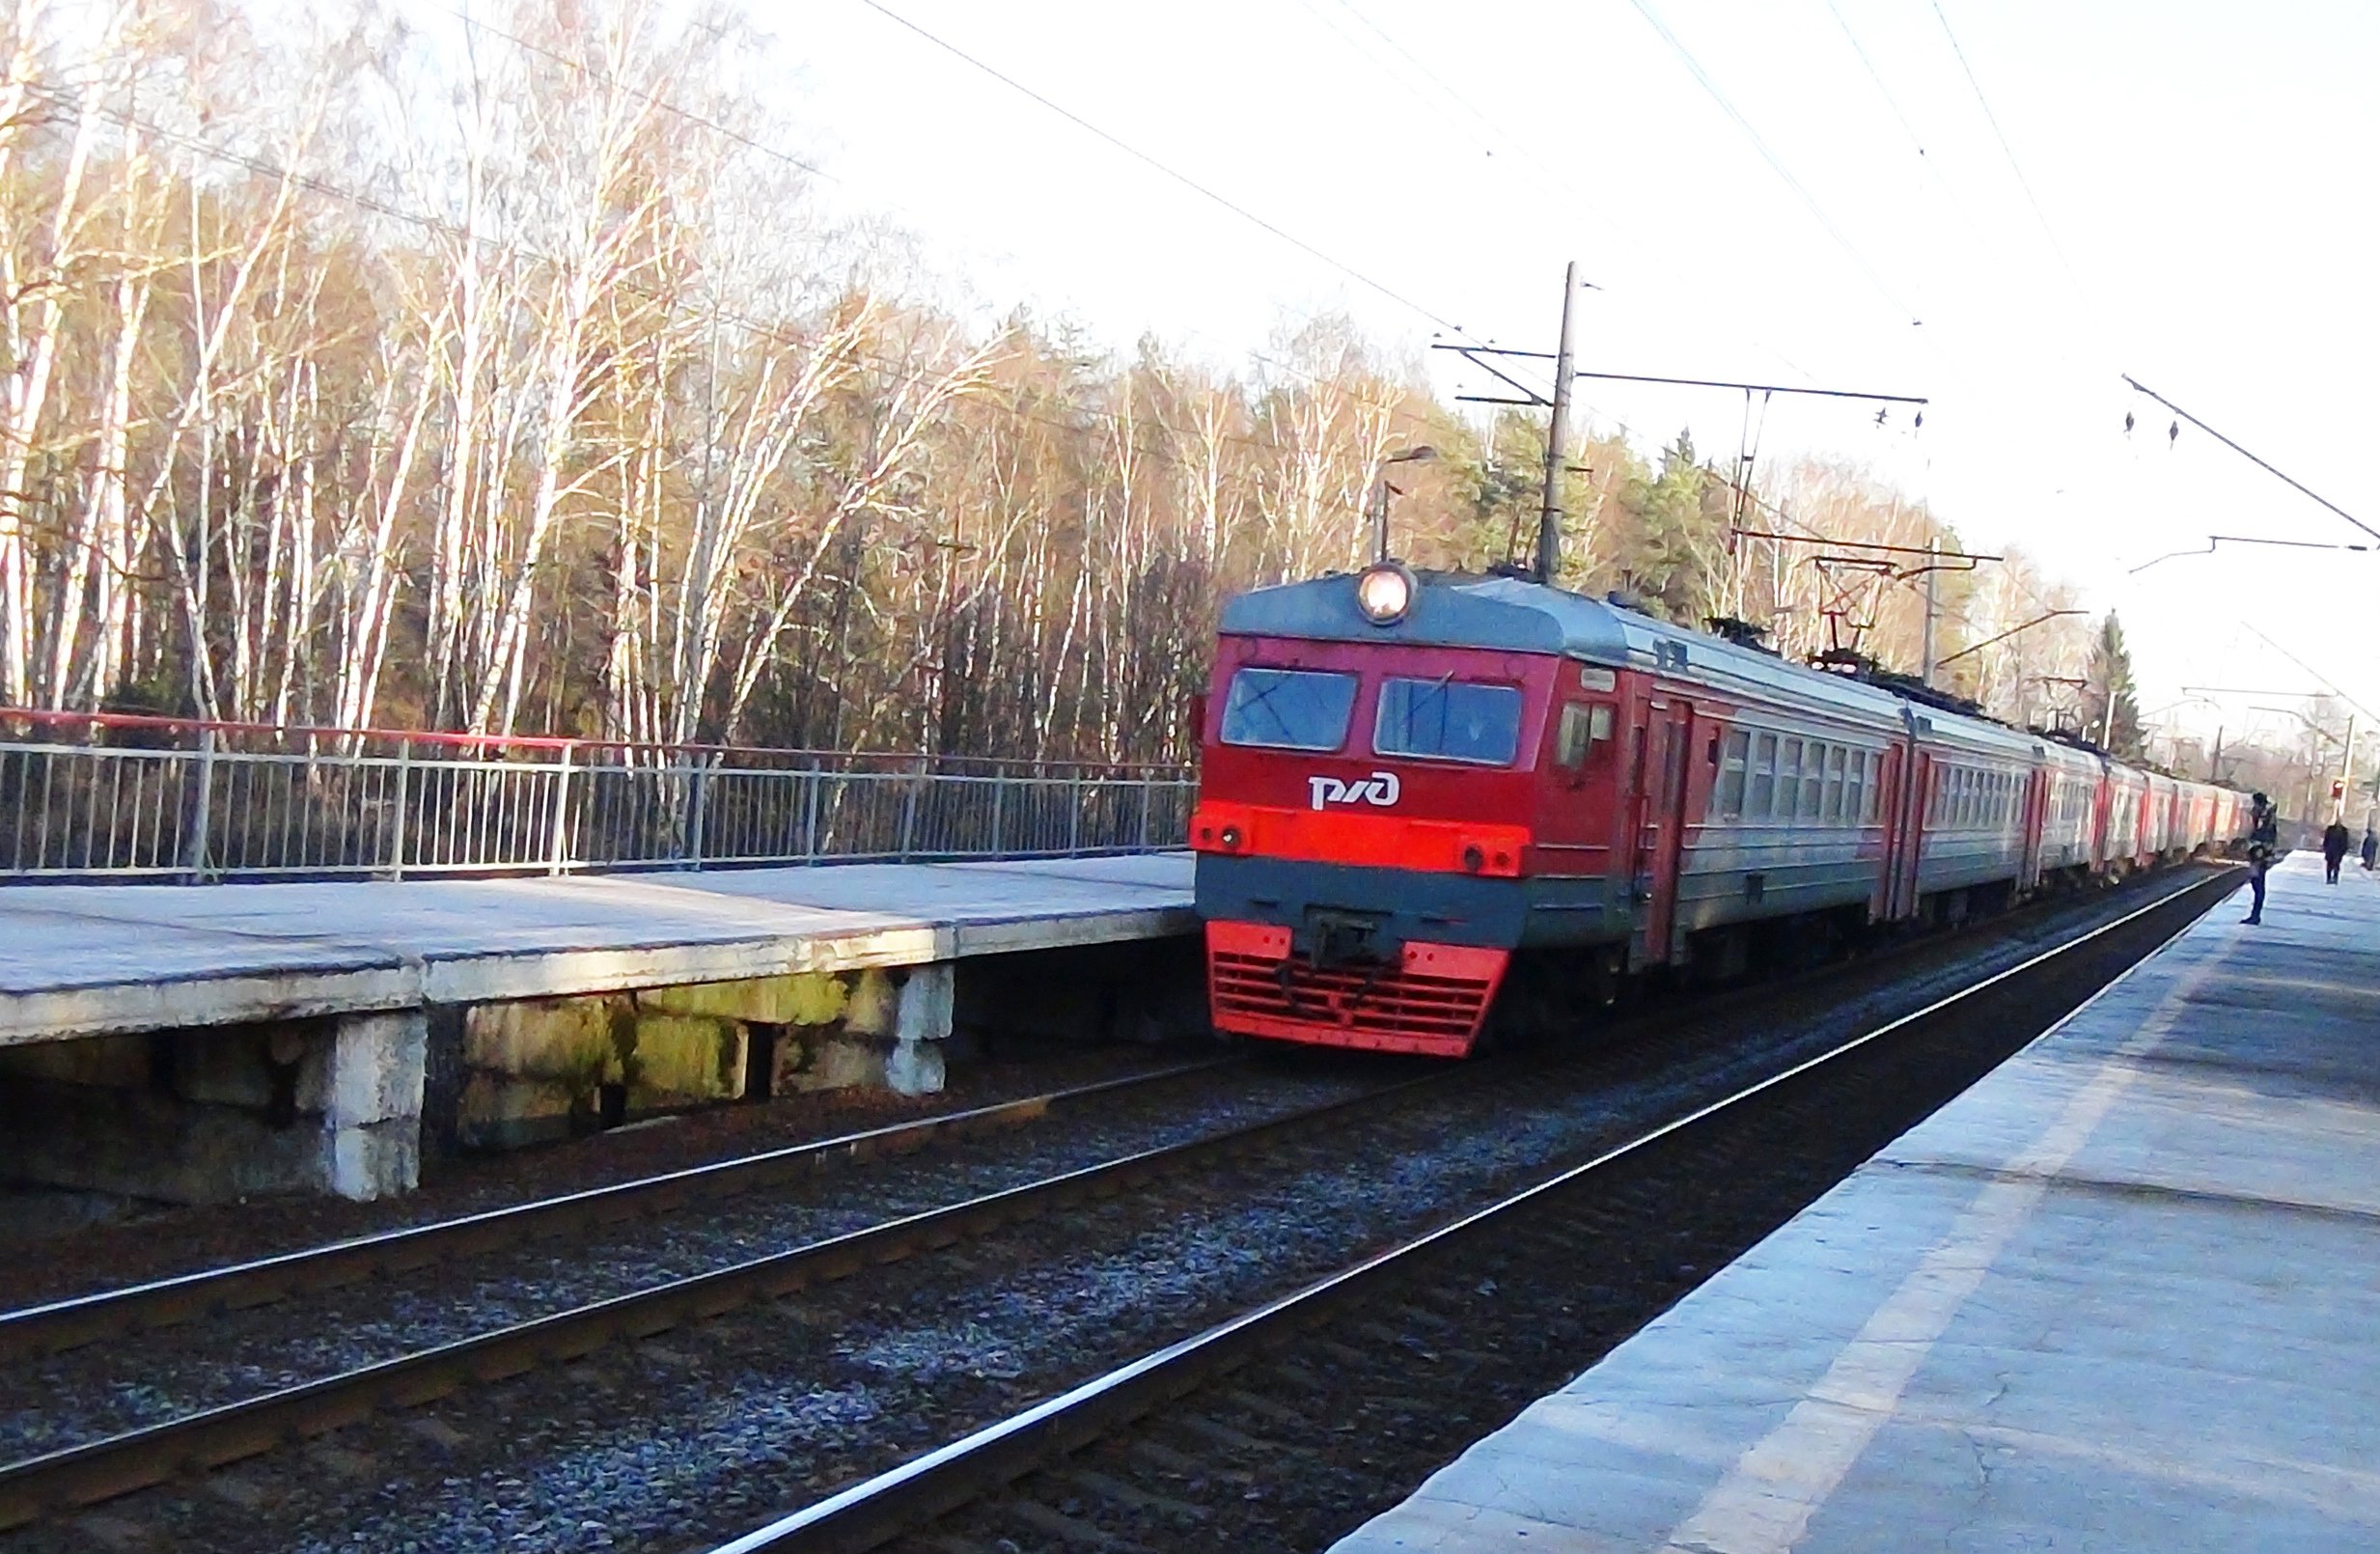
[1554,702,1615,769]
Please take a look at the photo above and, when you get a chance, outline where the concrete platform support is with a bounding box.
[886,962,954,1097]
[0,1010,424,1204]
[320,1012,426,1200]
[448,963,958,1150]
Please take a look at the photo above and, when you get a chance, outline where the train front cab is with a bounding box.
[1191,629,1627,1058]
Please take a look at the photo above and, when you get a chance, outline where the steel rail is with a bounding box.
[0,1059,1480,1530]
[706,867,2239,1554]
[0,1059,1235,1367]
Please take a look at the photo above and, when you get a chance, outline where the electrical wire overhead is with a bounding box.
[1928,1,2094,313]
[1625,0,1924,328]
[2123,375,2380,542]
[858,0,1480,347]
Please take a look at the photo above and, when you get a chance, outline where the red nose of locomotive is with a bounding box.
[1191,566,1592,1058]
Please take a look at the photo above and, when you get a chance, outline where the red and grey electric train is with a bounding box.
[1189,563,2244,1058]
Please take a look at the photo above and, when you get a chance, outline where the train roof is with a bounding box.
[1220,569,2228,789]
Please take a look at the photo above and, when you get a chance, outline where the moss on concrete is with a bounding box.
[463,996,623,1086]
[624,1013,745,1101]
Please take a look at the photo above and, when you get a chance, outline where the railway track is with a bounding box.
[0,866,2234,1550]
[0,1058,1239,1369]
[0,1058,1484,1531]
[703,866,2238,1554]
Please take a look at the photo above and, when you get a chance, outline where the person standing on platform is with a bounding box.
[2323,819,2352,883]
[2362,829,2376,872]
[2244,792,2278,925]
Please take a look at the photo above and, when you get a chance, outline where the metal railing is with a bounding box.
[0,710,1197,882]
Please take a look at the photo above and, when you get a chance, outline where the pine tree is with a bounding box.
[2085,612,2145,758]
[1605,431,1726,622]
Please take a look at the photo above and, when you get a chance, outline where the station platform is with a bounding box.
[0,855,1193,1202]
[1334,851,2380,1553]
[0,852,1193,1045]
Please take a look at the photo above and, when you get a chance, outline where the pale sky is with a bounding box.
[753,0,2377,752]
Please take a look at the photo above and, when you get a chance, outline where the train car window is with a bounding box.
[1800,748,1823,820]
[1868,753,1884,820]
[1823,746,1846,822]
[1778,739,1804,821]
[1373,678,1524,765]
[1219,667,1358,752]
[1718,730,1750,817]
[1555,704,1595,768]
[1843,751,1863,823]
[1749,733,1778,818]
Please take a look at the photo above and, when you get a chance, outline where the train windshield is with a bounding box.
[1219,667,1359,751]
[1373,678,1524,765]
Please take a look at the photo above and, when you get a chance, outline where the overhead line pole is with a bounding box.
[1538,263,1581,584]
[1921,539,1940,685]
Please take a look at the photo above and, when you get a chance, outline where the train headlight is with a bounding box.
[1355,563,1415,625]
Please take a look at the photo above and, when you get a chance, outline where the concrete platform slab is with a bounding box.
[1333,854,2380,1554]
[0,854,1194,1043]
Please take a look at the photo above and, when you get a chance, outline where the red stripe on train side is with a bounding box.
[1190,803,1531,878]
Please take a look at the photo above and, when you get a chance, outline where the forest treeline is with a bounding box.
[0,0,2133,763]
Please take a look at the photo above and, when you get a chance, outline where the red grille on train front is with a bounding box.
[1205,921,1508,1058]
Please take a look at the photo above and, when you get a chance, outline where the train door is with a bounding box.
[2020,766,2049,889]
[1885,742,1932,920]
[1628,698,1694,970]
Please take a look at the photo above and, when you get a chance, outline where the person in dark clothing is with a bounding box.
[2324,819,2353,883]
[2363,829,2377,871]
[2244,792,2278,924]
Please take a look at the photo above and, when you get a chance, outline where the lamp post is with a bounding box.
[1369,445,1438,564]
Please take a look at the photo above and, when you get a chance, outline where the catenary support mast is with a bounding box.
[1537,262,1580,584]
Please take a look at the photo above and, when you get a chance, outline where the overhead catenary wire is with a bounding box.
[22,72,1452,502]
[1927,0,2100,329]
[855,0,1488,352]
[1624,0,1924,328]
[445,14,1454,456]
[1295,0,1820,391]
[433,0,1488,430]
[2121,375,2380,543]
[1819,0,2014,276]
[436,4,840,185]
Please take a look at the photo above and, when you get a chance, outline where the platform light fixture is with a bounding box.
[1368,445,1438,564]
